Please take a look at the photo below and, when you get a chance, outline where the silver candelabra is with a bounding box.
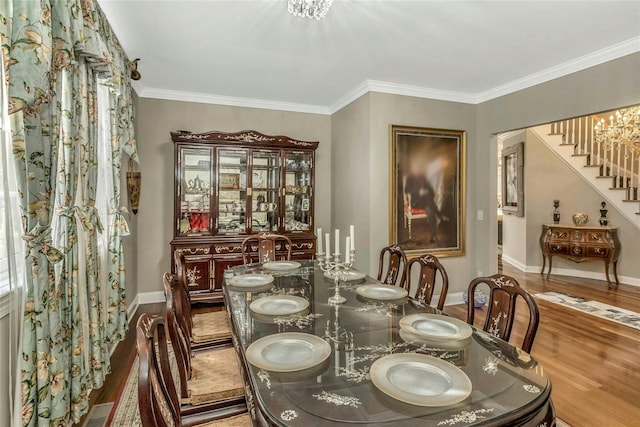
[317,249,355,304]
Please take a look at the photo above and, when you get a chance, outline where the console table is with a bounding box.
[540,224,621,287]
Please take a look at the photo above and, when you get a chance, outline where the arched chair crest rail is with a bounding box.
[407,254,449,310]
[377,245,408,289]
[241,232,292,264]
[136,313,251,427]
[466,274,540,353]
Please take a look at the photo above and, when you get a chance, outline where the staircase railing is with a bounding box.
[550,112,640,201]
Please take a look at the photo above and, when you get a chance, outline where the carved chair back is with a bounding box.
[136,313,182,427]
[466,274,540,353]
[163,272,193,399]
[407,254,449,310]
[377,245,408,289]
[173,251,194,335]
[241,232,292,264]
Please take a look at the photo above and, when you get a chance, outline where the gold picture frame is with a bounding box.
[390,125,466,257]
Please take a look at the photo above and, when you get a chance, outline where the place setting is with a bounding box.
[226,273,275,292]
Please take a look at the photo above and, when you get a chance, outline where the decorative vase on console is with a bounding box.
[553,199,560,224]
[572,213,589,227]
[599,201,608,226]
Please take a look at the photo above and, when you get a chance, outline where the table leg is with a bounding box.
[546,256,553,277]
[540,256,546,275]
[613,261,620,285]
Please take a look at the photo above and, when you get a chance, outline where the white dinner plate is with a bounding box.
[324,269,367,282]
[370,353,472,407]
[263,261,302,271]
[399,314,473,341]
[250,295,310,316]
[356,284,408,300]
[246,332,331,372]
[226,274,274,289]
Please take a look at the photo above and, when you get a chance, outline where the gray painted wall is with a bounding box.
[134,99,332,295]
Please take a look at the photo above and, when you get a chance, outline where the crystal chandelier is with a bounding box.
[288,0,333,20]
[594,105,640,150]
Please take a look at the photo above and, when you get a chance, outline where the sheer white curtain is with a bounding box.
[95,79,116,334]
[1,53,26,427]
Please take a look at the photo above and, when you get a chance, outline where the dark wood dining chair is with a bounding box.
[136,313,251,427]
[466,274,540,353]
[174,253,232,346]
[407,254,449,310]
[241,232,292,264]
[377,245,408,289]
[163,273,246,410]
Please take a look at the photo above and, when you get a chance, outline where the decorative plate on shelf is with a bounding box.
[399,314,472,341]
[356,284,408,300]
[246,332,331,372]
[370,353,472,407]
[263,261,302,271]
[250,295,309,316]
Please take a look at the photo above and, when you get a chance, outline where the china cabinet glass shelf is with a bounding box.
[170,130,319,303]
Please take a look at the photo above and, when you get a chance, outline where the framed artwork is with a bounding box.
[390,125,466,257]
[502,142,524,216]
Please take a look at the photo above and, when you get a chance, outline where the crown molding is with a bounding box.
[475,36,640,104]
[134,36,640,114]
[137,87,331,115]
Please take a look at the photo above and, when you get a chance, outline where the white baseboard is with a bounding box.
[504,260,640,287]
[126,294,139,321]
[501,254,527,272]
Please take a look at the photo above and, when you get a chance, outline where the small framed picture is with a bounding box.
[301,198,310,211]
[502,142,524,217]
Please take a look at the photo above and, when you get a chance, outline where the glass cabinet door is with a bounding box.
[178,147,214,236]
[250,150,280,233]
[284,151,313,232]
[217,149,248,234]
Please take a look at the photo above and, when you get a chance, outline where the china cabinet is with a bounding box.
[540,224,621,288]
[170,130,319,302]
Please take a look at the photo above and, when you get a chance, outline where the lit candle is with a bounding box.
[317,228,323,254]
[335,229,340,255]
[350,224,355,251]
[325,233,330,257]
[345,237,351,263]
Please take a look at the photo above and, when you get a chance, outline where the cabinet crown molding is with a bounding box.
[171,129,319,149]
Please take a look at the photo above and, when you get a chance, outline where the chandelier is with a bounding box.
[594,105,640,150]
[288,0,333,20]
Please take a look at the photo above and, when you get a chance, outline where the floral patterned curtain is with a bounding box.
[1,0,138,424]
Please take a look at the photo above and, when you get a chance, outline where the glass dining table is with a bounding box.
[223,260,555,426]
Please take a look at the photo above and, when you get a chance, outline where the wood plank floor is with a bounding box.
[79,265,640,426]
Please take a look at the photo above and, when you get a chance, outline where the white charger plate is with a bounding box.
[399,314,472,341]
[246,332,331,372]
[263,261,302,271]
[324,269,367,282]
[399,329,472,351]
[227,274,274,288]
[250,295,309,316]
[356,284,408,300]
[370,353,472,407]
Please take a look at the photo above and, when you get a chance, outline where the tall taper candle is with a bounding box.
[335,229,340,255]
[325,233,330,258]
[345,237,351,263]
[350,225,355,250]
[317,228,323,254]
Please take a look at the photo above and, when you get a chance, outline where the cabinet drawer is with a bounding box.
[549,229,571,241]
[586,232,607,243]
[569,245,586,257]
[586,246,610,258]
[571,231,585,241]
[547,243,569,254]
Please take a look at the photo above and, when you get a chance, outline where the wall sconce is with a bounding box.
[130,58,141,81]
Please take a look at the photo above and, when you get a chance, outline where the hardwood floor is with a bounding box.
[79,266,640,426]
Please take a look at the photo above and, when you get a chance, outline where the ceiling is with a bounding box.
[98,1,640,113]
